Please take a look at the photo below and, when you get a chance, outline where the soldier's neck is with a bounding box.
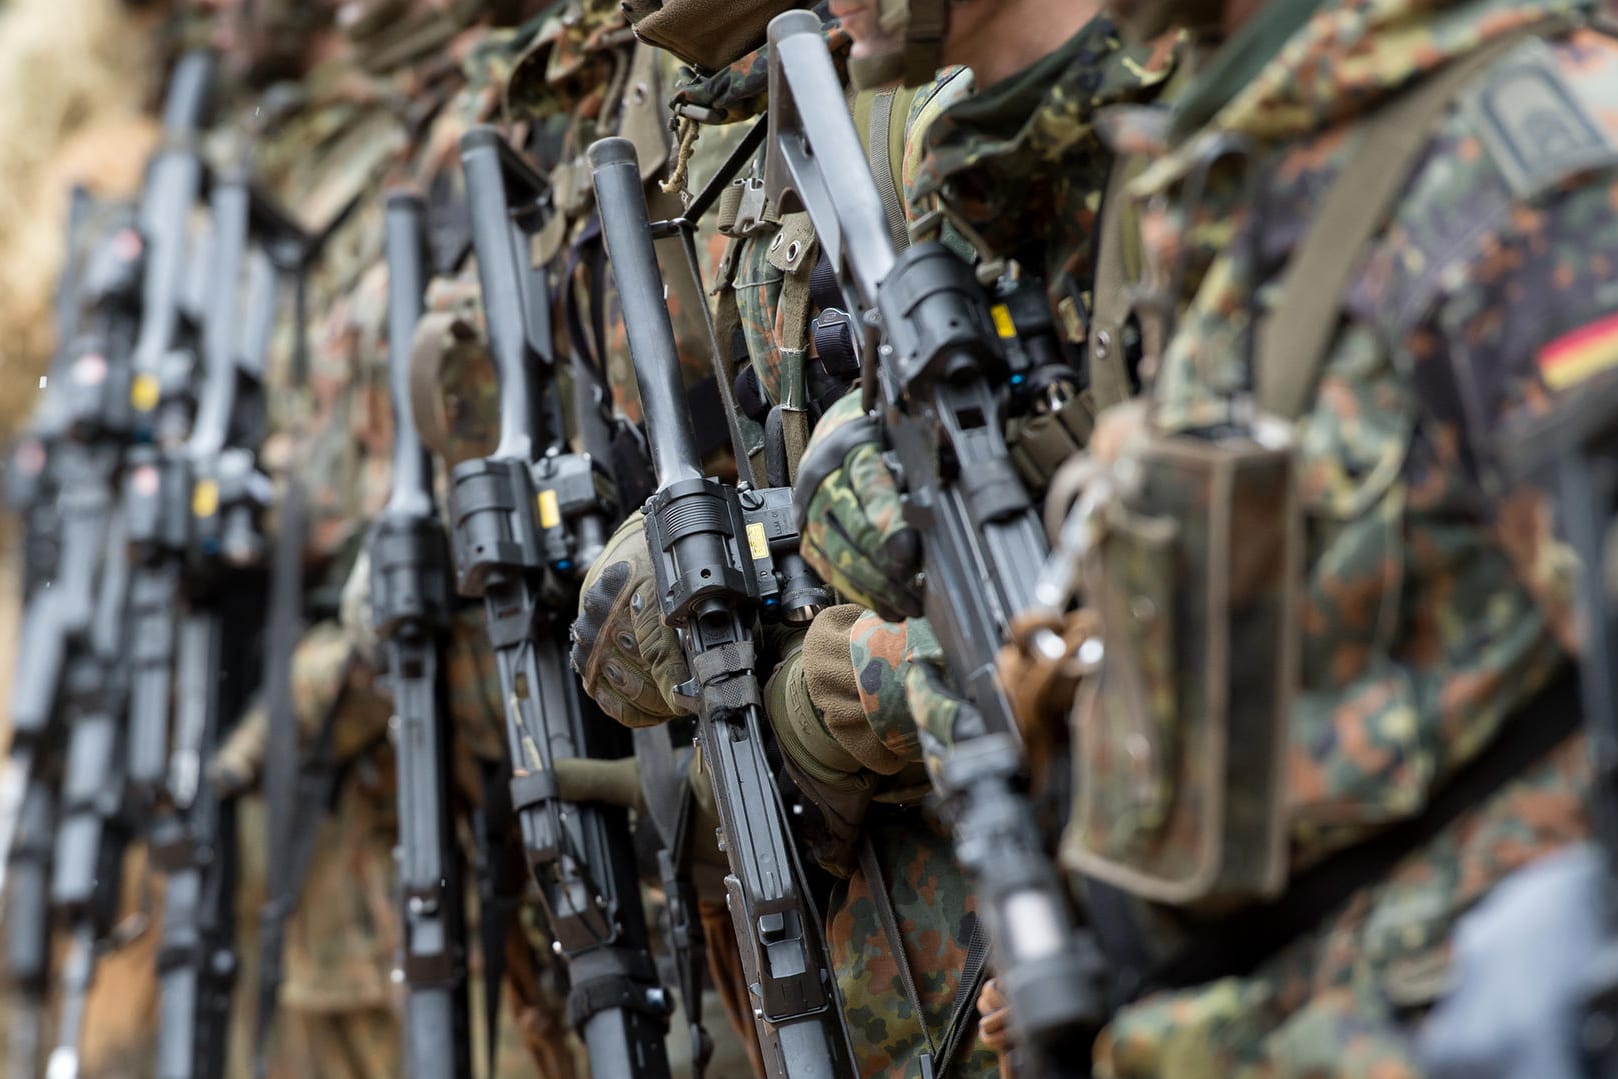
[949,0,1103,88]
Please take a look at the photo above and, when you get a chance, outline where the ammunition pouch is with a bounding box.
[1064,415,1300,905]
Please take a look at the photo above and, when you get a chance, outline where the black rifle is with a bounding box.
[149,168,292,1079]
[1,187,98,1079]
[450,126,671,1077]
[764,12,1107,1074]
[10,197,153,1079]
[44,203,152,1079]
[370,189,472,1079]
[589,135,851,1079]
[124,49,217,810]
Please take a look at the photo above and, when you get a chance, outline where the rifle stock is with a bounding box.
[763,13,1108,1073]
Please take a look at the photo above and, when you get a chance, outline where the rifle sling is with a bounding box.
[1147,668,1581,995]
[857,829,987,1079]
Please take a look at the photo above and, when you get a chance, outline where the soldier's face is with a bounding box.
[828,0,907,63]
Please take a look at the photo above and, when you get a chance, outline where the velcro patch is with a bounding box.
[1462,37,1618,201]
[1538,311,1618,390]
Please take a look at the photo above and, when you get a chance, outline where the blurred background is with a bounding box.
[0,1,172,1071]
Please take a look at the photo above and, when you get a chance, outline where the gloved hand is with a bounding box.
[795,391,923,622]
[762,604,930,876]
[764,609,876,878]
[898,618,975,775]
[570,511,693,728]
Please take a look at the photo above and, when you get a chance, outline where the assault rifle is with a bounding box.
[450,126,671,1077]
[370,190,471,1079]
[765,11,1108,1073]
[2,189,142,1079]
[589,135,851,1079]
[44,203,151,1079]
[124,49,217,809]
[148,168,294,1079]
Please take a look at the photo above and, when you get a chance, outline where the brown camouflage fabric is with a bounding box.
[1081,0,1615,1072]
[829,810,999,1079]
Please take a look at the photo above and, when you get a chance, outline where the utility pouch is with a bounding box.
[1064,417,1299,905]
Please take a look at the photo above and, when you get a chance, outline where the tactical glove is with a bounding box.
[764,608,877,878]
[795,391,924,621]
[570,512,693,728]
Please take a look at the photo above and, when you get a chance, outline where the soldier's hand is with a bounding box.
[763,609,878,878]
[570,512,693,728]
[795,391,923,622]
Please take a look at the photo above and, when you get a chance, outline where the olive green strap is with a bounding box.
[867,88,912,253]
[1257,30,1540,420]
[1088,159,1140,412]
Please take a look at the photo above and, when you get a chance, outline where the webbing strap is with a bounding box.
[867,89,912,255]
[1086,161,1140,412]
[1256,29,1543,419]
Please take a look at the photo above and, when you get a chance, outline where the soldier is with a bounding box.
[395,3,762,1074]
[567,3,1044,1075]
[1061,0,1608,1074]
[206,3,588,1077]
[771,0,1176,1071]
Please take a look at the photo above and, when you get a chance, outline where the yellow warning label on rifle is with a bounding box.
[131,373,160,412]
[746,521,769,562]
[192,479,219,519]
[536,489,561,529]
[990,304,1016,339]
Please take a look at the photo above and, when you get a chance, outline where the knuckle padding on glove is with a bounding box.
[793,410,884,531]
[572,561,629,670]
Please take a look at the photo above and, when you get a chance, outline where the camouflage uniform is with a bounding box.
[653,17,1003,1076]
[1071,0,1610,1073]
[213,10,580,1078]
[404,5,760,1075]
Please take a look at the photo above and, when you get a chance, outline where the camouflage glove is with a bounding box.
[897,618,971,774]
[571,511,693,728]
[796,391,924,622]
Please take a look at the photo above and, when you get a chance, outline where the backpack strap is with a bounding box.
[1256,27,1551,420]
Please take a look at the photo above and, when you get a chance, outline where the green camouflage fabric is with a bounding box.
[1066,412,1295,902]
[799,390,924,621]
[829,809,999,1079]
[907,14,1172,326]
[1085,0,1613,1072]
[845,610,931,768]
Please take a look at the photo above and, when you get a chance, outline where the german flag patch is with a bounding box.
[1538,312,1618,390]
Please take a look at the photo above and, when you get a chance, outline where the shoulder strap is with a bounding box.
[1257,28,1546,420]
[1088,158,1142,412]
